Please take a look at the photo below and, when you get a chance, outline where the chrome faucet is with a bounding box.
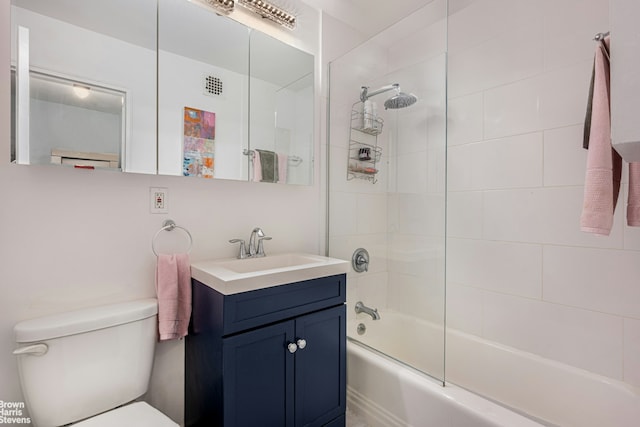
[229,227,272,259]
[248,227,264,257]
[355,301,380,320]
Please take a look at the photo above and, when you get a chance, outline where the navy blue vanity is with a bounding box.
[185,273,347,427]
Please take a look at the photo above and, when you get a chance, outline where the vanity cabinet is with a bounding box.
[185,274,346,427]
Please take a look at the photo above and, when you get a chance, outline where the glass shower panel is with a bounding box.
[327,0,448,382]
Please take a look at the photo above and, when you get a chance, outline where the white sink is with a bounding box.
[190,253,350,295]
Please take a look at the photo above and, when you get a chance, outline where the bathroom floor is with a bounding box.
[346,408,369,427]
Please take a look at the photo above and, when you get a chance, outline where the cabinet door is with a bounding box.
[295,305,346,427]
[223,320,295,427]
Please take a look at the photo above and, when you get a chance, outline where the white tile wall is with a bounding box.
[447,132,543,191]
[356,193,388,235]
[387,271,445,323]
[448,22,543,98]
[330,0,640,416]
[624,318,640,388]
[447,0,545,55]
[483,61,591,140]
[542,0,610,71]
[445,283,484,335]
[624,200,640,250]
[482,187,625,248]
[446,191,483,239]
[543,125,588,187]
[446,0,640,403]
[447,238,542,299]
[483,291,623,379]
[543,245,640,319]
[447,93,484,146]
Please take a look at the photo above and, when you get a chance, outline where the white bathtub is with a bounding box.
[347,310,640,427]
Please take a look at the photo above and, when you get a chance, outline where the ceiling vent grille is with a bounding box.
[204,75,223,96]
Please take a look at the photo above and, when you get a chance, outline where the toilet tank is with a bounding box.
[13,299,158,427]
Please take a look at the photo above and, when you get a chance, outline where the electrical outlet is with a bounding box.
[150,187,168,214]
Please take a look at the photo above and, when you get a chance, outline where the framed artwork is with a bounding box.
[183,107,215,178]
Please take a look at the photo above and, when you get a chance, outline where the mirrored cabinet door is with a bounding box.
[10,0,158,174]
[249,30,314,186]
[9,0,315,183]
[157,0,250,180]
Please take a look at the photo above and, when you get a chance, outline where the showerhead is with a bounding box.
[384,91,418,109]
[360,83,418,109]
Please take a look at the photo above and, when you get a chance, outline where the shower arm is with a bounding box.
[360,83,399,102]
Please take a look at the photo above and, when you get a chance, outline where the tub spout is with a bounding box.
[355,301,381,320]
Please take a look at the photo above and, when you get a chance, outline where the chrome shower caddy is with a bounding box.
[347,101,383,183]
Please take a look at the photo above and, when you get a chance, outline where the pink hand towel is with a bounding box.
[628,163,640,226]
[252,151,262,182]
[581,35,640,233]
[277,153,288,184]
[155,253,192,340]
[581,36,621,235]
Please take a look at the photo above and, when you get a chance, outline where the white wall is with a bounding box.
[446,0,640,419]
[0,1,321,425]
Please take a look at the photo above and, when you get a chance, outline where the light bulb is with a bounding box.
[73,85,90,99]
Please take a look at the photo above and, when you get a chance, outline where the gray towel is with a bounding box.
[583,40,609,150]
[583,59,595,149]
[256,149,279,183]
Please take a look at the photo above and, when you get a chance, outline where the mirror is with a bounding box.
[158,0,315,184]
[157,0,250,180]
[10,0,315,184]
[249,30,314,185]
[10,0,158,173]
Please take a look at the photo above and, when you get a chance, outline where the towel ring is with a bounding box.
[152,220,193,256]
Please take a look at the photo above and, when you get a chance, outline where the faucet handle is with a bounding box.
[256,236,272,257]
[229,239,248,259]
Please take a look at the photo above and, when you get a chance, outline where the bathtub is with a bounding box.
[347,310,640,427]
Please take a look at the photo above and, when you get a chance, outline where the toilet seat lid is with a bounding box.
[73,402,178,427]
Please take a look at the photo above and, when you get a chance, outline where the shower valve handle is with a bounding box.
[352,248,370,273]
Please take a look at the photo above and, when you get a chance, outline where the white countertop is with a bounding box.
[190,253,350,295]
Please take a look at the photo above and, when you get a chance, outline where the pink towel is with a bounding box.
[277,153,288,184]
[252,151,262,182]
[155,253,191,340]
[629,163,640,226]
[581,36,640,234]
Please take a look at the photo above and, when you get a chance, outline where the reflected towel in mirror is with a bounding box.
[278,153,288,184]
[256,149,279,183]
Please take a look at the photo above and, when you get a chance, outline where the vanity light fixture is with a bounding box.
[238,0,296,29]
[203,0,235,15]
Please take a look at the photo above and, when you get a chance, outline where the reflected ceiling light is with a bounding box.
[238,0,296,29]
[72,84,90,99]
[202,0,235,15]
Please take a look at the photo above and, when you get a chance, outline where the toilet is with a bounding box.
[13,298,178,427]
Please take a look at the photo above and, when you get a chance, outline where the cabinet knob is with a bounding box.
[287,342,298,354]
[296,339,307,350]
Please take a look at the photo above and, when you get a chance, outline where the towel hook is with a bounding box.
[593,31,610,41]
[152,219,193,256]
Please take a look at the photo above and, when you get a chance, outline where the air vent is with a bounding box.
[204,75,223,96]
